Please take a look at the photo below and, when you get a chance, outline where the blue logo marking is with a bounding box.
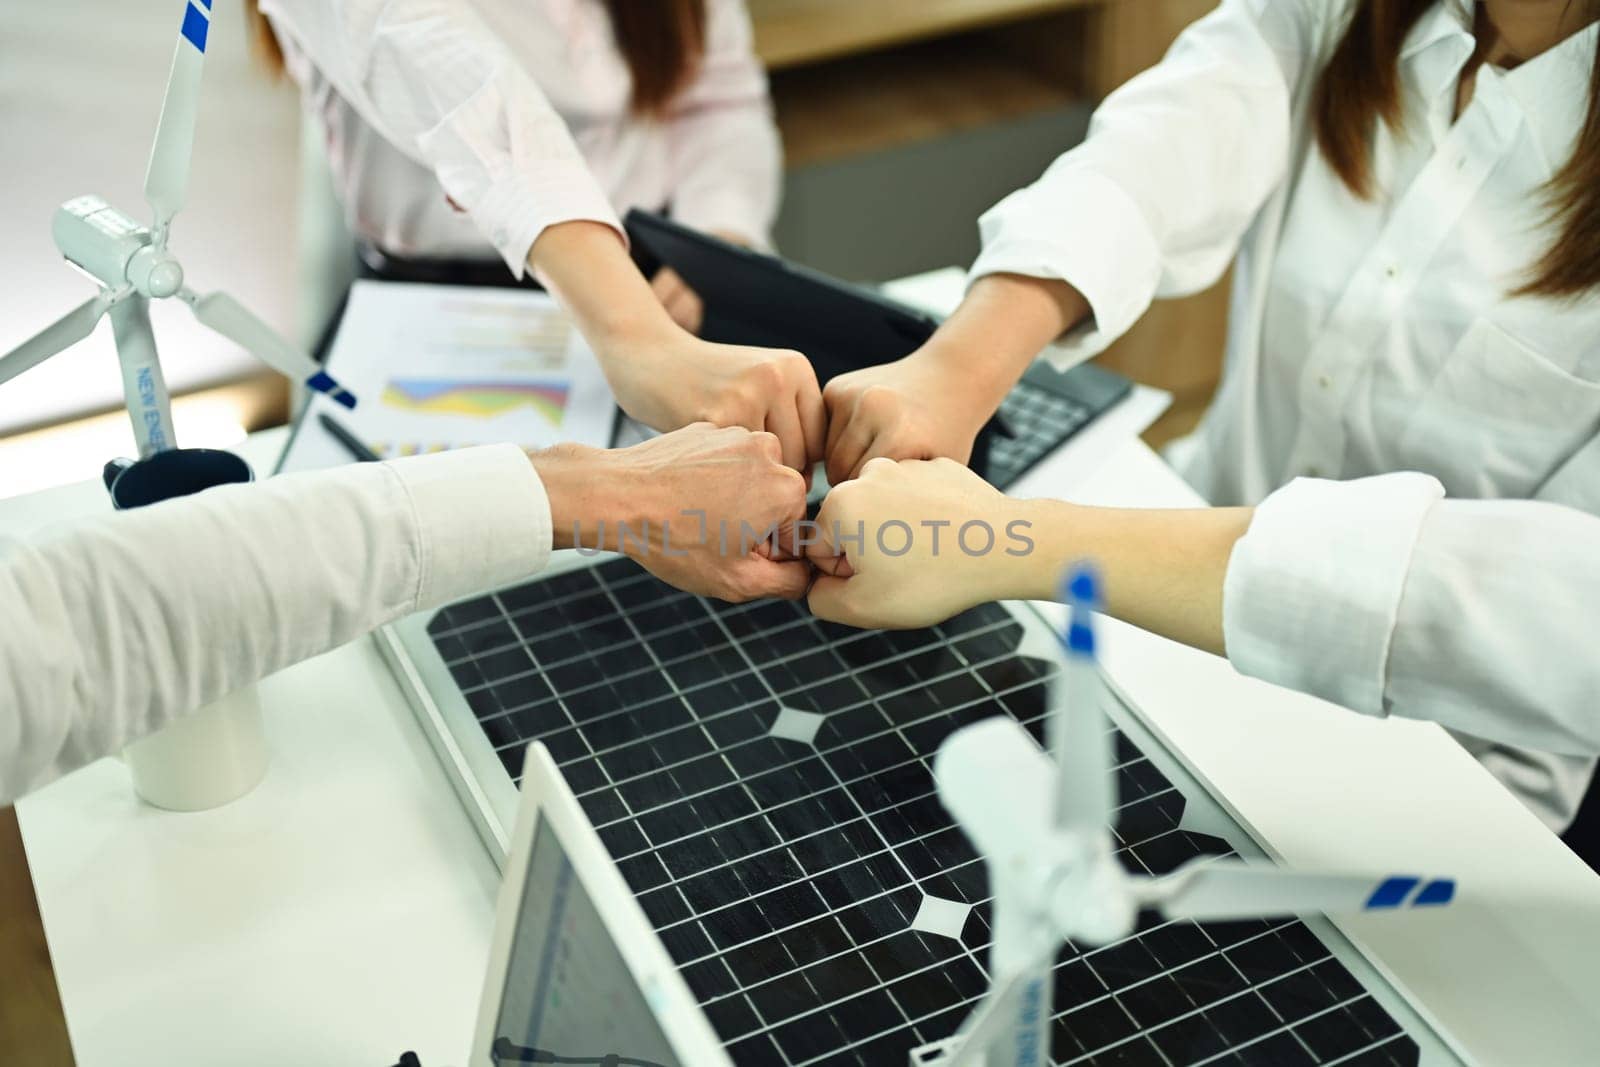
[1015,976,1043,1067]
[136,367,169,451]
[181,2,210,54]
[1364,876,1420,910]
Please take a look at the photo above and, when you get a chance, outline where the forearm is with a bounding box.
[915,274,1091,423]
[1000,498,1253,655]
[529,221,679,360]
[0,447,550,803]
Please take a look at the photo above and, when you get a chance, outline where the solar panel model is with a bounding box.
[375,395,1461,1067]
[399,563,1453,1067]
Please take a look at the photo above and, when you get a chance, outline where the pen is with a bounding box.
[318,412,383,464]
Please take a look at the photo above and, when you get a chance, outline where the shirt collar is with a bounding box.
[1401,0,1477,102]
[1500,20,1599,172]
[1401,1,1597,172]
[1401,0,1475,61]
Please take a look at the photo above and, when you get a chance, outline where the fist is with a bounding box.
[613,423,812,602]
[806,457,1036,628]
[607,337,825,476]
[821,355,992,487]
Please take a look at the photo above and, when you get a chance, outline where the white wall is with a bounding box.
[0,0,303,437]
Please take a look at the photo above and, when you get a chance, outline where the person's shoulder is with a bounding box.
[1235,0,1353,61]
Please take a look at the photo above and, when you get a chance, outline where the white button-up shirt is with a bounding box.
[971,0,1600,828]
[261,0,782,275]
[0,447,550,805]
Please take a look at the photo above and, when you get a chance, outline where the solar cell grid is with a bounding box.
[426,558,1421,1067]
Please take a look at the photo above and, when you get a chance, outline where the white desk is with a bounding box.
[10,340,1600,1066]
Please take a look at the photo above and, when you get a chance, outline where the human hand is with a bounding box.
[532,423,811,602]
[650,267,704,335]
[806,457,1039,628]
[603,333,825,476]
[647,230,750,335]
[821,350,993,487]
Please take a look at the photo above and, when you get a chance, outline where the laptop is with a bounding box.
[468,742,731,1067]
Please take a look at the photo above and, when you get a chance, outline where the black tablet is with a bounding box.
[625,209,941,385]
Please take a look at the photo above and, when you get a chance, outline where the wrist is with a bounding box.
[992,497,1080,602]
[527,220,683,362]
[904,342,1006,431]
[528,444,643,551]
[591,301,683,362]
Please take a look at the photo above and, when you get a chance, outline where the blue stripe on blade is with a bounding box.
[1413,879,1455,907]
[180,3,209,53]
[1364,876,1419,910]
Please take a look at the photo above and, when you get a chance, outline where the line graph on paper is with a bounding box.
[382,379,573,425]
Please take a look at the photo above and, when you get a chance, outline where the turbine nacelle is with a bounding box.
[54,197,184,299]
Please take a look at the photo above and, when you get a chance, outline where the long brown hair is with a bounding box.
[1312,0,1600,297]
[244,1,706,115]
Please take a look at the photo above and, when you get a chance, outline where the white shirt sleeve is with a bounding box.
[665,0,783,248]
[967,0,1330,365]
[261,0,622,277]
[0,445,551,804]
[1223,473,1600,757]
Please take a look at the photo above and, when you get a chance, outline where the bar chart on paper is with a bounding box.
[304,282,618,461]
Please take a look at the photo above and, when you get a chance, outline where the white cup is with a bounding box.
[124,685,269,811]
[104,448,268,811]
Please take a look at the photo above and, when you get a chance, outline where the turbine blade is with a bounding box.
[185,290,356,408]
[935,718,1054,864]
[1137,858,1456,922]
[0,296,110,387]
[144,1,212,239]
[1053,565,1115,834]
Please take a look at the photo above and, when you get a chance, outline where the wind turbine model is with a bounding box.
[0,0,355,457]
[913,568,1455,1067]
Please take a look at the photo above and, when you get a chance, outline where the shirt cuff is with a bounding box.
[470,163,625,279]
[967,168,1163,367]
[387,444,552,611]
[415,79,625,278]
[1222,473,1445,716]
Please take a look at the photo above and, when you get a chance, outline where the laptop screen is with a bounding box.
[491,813,683,1067]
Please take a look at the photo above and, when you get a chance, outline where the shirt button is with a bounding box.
[493,227,509,246]
[1304,466,1322,478]
[1385,265,1400,280]
[1317,374,1332,390]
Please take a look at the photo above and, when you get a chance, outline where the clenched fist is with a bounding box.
[533,423,811,602]
[805,457,1040,628]
[821,356,990,487]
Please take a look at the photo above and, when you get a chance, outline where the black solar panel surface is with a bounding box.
[428,560,1419,1067]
